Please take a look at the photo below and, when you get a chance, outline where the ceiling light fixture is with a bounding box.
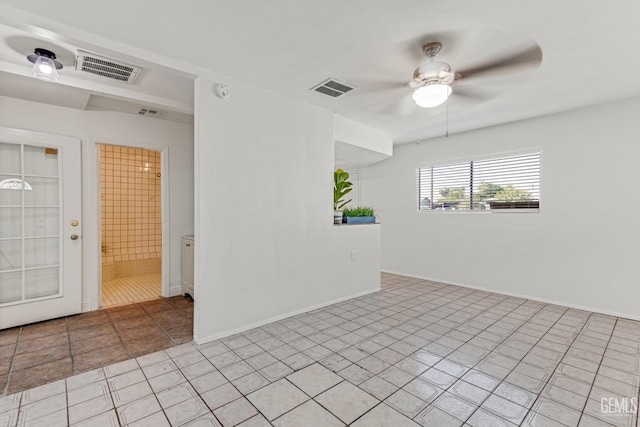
[27,48,63,82]
[412,83,452,108]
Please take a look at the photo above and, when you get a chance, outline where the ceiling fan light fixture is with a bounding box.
[27,48,63,82]
[412,84,452,108]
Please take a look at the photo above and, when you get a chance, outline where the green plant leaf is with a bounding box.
[334,168,354,210]
[337,199,352,210]
[343,205,375,217]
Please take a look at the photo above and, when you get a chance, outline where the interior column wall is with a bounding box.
[194,75,379,342]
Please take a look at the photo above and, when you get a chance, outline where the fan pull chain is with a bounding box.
[416,112,421,145]
[445,100,449,138]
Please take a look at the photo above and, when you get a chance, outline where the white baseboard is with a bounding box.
[193,286,381,345]
[168,286,183,297]
[82,299,92,313]
[381,269,640,322]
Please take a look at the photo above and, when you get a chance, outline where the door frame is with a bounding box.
[92,138,171,308]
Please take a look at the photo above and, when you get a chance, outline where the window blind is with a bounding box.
[417,152,540,211]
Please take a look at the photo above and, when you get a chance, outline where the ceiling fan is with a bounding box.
[371,36,543,113]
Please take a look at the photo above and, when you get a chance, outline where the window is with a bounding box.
[417,152,540,211]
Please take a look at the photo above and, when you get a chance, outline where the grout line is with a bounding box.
[138,300,179,346]
[315,282,555,424]
[64,371,70,427]
[513,309,595,425]
[574,317,621,426]
[110,312,134,361]
[400,290,549,424]
[325,283,534,423]
[2,326,23,397]
[66,317,77,377]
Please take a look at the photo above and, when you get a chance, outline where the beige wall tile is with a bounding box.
[100,145,162,268]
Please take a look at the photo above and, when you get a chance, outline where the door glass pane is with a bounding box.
[0,140,69,309]
[0,271,22,303]
[24,177,59,207]
[0,239,22,271]
[0,142,70,305]
[25,237,58,268]
[24,145,59,176]
[0,143,21,175]
[25,267,59,299]
[0,207,21,238]
[0,175,23,206]
[24,208,59,237]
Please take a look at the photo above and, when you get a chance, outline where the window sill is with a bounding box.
[416,209,540,214]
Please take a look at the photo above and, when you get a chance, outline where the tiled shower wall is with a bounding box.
[100,144,161,278]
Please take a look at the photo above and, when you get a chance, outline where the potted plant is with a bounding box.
[343,206,376,224]
[334,168,352,224]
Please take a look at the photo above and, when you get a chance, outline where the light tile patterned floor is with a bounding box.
[102,273,162,308]
[2,272,640,426]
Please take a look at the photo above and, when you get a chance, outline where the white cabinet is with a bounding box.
[181,235,195,298]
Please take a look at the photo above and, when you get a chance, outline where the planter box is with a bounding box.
[345,216,375,224]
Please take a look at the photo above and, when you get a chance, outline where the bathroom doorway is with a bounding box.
[99,144,163,307]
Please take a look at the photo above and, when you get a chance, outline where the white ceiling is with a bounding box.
[0,1,639,143]
[334,141,391,171]
[0,18,195,123]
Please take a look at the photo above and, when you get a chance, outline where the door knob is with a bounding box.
[70,234,79,240]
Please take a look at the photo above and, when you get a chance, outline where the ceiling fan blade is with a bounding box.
[457,44,543,80]
[346,81,408,110]
[355,81,408,93]
[451,85,492,101]
[376,93,416,116]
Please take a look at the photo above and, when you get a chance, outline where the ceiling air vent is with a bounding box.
[137,108,167,119]
[311,78,355,98]
[75,50,142,84]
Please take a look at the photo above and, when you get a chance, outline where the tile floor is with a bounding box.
[2,273,640,426]
[102,273,163,308]
[0,296,193,396]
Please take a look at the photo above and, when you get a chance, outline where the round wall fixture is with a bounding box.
[215,84,230,99]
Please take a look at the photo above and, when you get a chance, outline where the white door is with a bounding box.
[0,128,82,329]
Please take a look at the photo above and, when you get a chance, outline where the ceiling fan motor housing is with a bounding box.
[411,61,455,88]
[422,42,443,58]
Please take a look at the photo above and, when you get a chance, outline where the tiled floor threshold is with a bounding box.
[0,296,194,396]
[2,273,640,426]
[102,273,163,308]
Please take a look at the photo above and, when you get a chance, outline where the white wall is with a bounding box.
[193,76,379,342]
[360,97,640,319]
[334,115,393,156]
[0,96,194,310]
[334,115,393,172]
[333,225,381,293]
